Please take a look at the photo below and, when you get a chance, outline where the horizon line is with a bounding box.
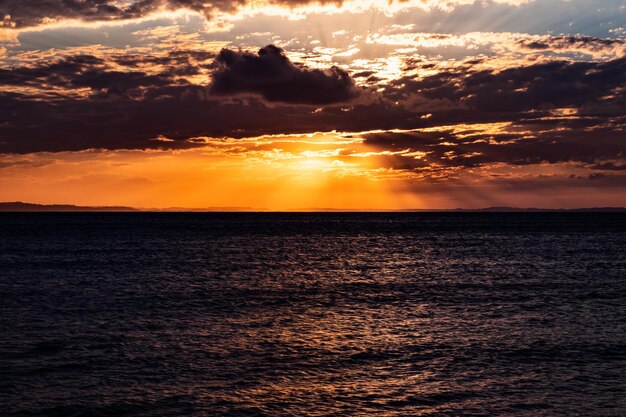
[1,202,626,213]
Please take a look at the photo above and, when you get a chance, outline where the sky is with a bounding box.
[0,0,625,210]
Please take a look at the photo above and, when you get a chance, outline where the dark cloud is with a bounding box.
[113,50,215,68]
[0,0,341,28]
[0,55,184,99]
[364,54,626,171]
[0,87,416,153]
[210,45,359,104]
[372,56,626,162]
[392,57,626,114]
[0,54,105,87]
[1,0,147,28]
[362,121,626,170]
[516,35,626,54]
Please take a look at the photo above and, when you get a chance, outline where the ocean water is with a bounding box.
[1,213,626,417]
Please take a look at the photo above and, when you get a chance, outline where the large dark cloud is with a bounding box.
[210,45,359,104]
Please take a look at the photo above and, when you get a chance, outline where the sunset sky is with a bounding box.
[1,0,625,209]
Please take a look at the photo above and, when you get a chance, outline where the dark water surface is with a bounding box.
[1,213,626,416]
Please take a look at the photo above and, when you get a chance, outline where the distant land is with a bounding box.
[0,202,260,212]
[0,202,140,212]
[1,202,626,212]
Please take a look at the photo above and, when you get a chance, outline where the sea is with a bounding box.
[1,213,625,416]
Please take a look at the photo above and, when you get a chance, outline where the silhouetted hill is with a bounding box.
[0,202,139,212]
[449,207,626,213]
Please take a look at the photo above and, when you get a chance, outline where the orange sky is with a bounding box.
[1,132,623,210]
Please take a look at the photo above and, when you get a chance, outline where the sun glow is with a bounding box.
[0,133,412,210]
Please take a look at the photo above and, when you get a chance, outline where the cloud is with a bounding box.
[210,45,359,104]
[0,0,333,28]
[362,123,626,171]
[364,31,626,60]
[392,57,626,114]
[1,0,146,28]
[0,86,417,153]
[1,46,626,174]
[515,35,626,58]
[0,0,560,30]
[0,54,189,107]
